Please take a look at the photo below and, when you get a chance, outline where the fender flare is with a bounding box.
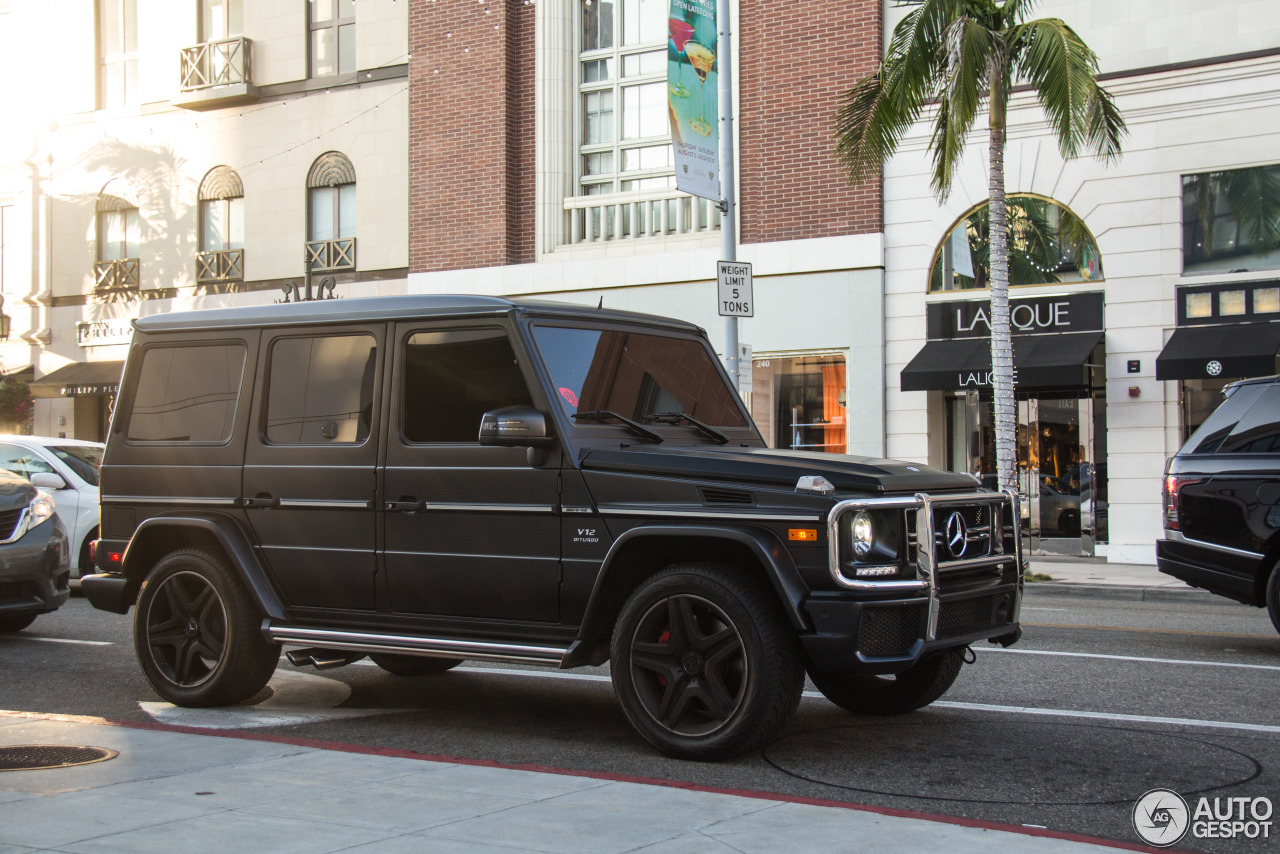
[576,523,811,646]
[120,515,286,620]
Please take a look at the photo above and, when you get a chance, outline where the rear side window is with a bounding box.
[1220,384,1280,453]
[265,334,376,444]
[401,328,533,443]
[1179,383,1265,454]
[127,344,247,442]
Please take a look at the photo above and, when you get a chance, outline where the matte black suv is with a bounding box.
[83,295,1024,759]
[1159,374,1280,633]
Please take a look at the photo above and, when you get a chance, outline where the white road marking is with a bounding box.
[18,636,113,646]
[931,701,1280,735]
[139,669,397,729]
[1021,607,1066,612]
[974,646,1280,672]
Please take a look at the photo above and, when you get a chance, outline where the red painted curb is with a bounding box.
[1,709,1189,853]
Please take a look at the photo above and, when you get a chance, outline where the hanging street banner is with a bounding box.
[669,0,720,202]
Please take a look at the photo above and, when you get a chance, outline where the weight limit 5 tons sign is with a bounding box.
[718,261,753,317]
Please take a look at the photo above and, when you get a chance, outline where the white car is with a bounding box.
[0,435,103,579]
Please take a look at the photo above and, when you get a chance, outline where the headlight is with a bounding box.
[28,490,56,529]
[851,510,874,556]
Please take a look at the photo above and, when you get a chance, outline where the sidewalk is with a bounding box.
[1024,556,1222,603]
[0,712,1140,853]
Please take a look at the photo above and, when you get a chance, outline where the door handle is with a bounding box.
[242,495,280,509]
[385,500,422,512]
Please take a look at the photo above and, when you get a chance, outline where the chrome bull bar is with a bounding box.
[826,488,1025,642]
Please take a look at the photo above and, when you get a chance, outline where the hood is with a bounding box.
[578,445,980,495]
[0,470,37,512]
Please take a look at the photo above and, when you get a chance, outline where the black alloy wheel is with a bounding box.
[134,550,279,707]
[144,569,228,688]
[629,593,748,737]
[611,563,803,760]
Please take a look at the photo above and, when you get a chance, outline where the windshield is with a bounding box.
[47,445,104,486]
[532,325,748,429]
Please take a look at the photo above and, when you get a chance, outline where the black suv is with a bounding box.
[1159,374,1280,633]
[83,295,1023,759]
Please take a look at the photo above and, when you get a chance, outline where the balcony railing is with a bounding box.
[307,238,356,273]
[196,249,244,283]
[94,258,140,295]
[181,36,252,91]
[564,188,721,245]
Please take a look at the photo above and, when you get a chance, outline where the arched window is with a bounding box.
[306,151,356,272]
[197,166,244,282]
[95,180,140,293]
[929,195,1102,293]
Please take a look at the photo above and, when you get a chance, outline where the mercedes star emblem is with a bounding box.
[945,511,968,558]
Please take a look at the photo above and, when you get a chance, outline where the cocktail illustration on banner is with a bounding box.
[668,17,694,98]
[684,40,716,136]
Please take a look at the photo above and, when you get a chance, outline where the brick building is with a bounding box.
[404,0,890,459]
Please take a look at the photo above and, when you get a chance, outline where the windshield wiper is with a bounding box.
[644,411,730,445]
[572,410,664,443]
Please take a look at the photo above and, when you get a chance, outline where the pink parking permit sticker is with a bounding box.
[559,387,579,406]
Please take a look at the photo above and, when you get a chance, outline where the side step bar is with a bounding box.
[265,624,572,667]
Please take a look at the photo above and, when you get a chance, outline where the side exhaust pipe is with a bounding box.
[285,648,365,670]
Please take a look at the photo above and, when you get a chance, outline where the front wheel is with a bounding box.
[610,563,804,761]
[133,550,280,707]
[369,654,463,676]
[809,649,964,716]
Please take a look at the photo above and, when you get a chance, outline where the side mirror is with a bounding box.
[30,472,67,491]
[479,406,555,448]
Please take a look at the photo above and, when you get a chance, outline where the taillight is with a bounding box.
[1163,475,1202,530]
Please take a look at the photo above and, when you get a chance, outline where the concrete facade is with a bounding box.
[881,0,1280,563]
[0,0,409,439]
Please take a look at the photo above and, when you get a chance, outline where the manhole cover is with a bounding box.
[0,745,118,772]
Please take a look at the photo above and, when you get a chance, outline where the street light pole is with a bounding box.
[717,0,738,388]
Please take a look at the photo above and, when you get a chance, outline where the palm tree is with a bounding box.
[834,0,1125,494]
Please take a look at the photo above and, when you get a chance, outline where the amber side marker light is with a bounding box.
[788,528,818,542]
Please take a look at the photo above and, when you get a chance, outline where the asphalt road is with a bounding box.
[3,588,1277,853]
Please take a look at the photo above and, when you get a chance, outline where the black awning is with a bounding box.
[29,360,125,398]
[901,331,1103,392]
[1155,322,1280,381]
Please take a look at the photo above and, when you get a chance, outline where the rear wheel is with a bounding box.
[809,649,964,716]
[0,613,37,633]
[133,550,279,707]
[369,654,463,676]
[611,563,804,761]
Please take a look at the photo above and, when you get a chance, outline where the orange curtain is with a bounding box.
[822,363,846,454]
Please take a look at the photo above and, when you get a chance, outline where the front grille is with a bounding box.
[0,507,22,540]
[857,605,925,656]
[937,593,1014,639]
[0,581,38,604]
[932,502,998,564]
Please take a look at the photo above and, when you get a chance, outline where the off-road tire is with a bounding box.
[0,613,37,633]
[1267,565,1280,636]
[809,648,964,716]
[610,562,804,761]
[133,549,280,707]
[369,654,463,676]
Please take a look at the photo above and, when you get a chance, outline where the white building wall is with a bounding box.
[408,233,889,458]
[0,0,409,440]
[882,0,1280,564]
